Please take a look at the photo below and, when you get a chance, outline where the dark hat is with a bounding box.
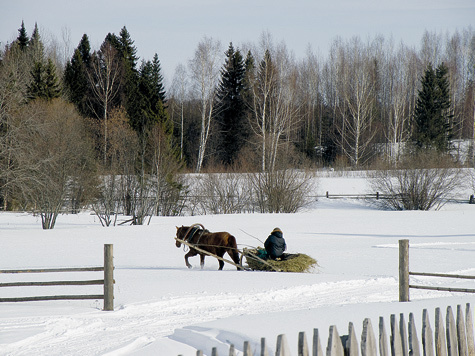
[272,227,282,233]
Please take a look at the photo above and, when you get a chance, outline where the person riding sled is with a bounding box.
[264,227,286,260]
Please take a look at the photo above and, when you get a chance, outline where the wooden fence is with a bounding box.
[398,239,475,302]
[0,244,114,311]
[182,303,474,356]
[324,192,472,204]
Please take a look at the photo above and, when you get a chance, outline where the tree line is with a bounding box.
[1,22,474,225]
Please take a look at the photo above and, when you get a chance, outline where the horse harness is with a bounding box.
[183,226,208,245]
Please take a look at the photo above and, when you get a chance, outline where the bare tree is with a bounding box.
[382,43,413,162]
[91,107,138,226]
[88,40,122,166]
[14,99,96,229]
[170,63,189,160]
[0,43,31,210]
[297,48,324,161]
[333,37,377,167]
[249,36,301,172]
[188,37,222,172]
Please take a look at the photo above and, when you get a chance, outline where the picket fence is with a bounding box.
[184,303,475,356]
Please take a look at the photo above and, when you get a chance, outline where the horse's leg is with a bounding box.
[228,249,242,270]
[218,259,224,270]
[200,254,205,269]
[216,249,225,270]
[184,251,195,269]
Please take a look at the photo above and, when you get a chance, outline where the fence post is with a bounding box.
[380,317,389,356]
[447,306,459,356]
[466,304,475,356]
[299,331,309,356]
[409,313,421,356]
[313,328,323,356]
[243,341,252,356]
[362,318,377,356]
[260,337,269,356]
[347,322,359,356]
[399,239,410,302]
[104,244,114,311]
[422,309,435,356]
[276,334,290,356]
[400,314,409,356]
[435,308,448,356]
[457,305,468,356]
[327,326,344,356]
[390,314,403,356]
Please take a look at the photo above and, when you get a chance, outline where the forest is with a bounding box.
[1,22,474,226]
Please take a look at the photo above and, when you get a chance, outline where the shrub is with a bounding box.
[369,152,466,210]
[248,169,316,213]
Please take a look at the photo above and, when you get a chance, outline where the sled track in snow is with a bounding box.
[1,277,412,355]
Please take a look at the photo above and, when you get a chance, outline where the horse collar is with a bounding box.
[186,226,201,242]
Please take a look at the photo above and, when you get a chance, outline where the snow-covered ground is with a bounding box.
[1,174,475,356]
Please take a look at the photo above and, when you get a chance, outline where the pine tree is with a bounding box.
[413,63,453,152]
[28,59,61,101]
[77,34,91,67]
[151,53,166,104]
[17,21,29,51]
[27,61,46,100]
[132,55,169,134]
[118,27,138,71]
[215,43,249,165]
[28,23,44,63]
[64,35,92,117]
[44,58,61,99]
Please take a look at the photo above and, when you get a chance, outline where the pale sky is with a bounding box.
[1,0,474,84]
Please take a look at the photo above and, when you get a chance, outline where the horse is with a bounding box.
[175,224,242,270]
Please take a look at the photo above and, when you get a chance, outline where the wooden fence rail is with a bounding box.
[0,244,114,311]
[181,304,474,356]
[399,239,475,302]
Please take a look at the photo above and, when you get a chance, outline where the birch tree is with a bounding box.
[88,39,122,166]
[334,37,377,167]
[383,44,412,162]
[170,63,189,160]
[249,40,301,172]
[188,37,222,172]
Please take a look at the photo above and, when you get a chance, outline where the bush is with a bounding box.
[248,169,316,213]
[193,173,251,214]
[369,152,466,210]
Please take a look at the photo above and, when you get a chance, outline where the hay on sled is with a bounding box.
[243,247,318,273]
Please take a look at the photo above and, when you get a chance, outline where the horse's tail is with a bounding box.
[228,234,241,264]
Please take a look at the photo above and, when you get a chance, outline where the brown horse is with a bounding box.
[175,225,242,270]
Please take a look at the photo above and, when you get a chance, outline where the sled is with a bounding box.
[242,247,318,273]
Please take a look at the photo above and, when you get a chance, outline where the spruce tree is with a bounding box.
[133,55,168,134]
[77,34,91,67]
[17,21,29,51]
[27,61,46,100]
[413,63,453,152]
[28,59,61,101]
[44,58,61,99]
[215,43,248,165]
[151,53,166,104]
[64,35,92,117]
[28,23,44,63]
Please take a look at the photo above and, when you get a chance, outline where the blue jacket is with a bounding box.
[264,231,286,259]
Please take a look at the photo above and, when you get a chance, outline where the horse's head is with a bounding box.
[175,226,187,247]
